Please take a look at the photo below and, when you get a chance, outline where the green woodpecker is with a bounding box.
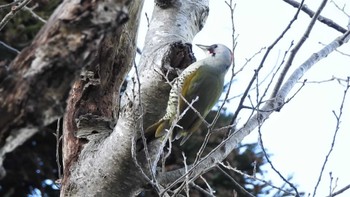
[146,44,233,145]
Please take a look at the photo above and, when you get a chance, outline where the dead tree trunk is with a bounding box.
[0,0,129,182]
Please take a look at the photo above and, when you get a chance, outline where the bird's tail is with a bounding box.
[145,119,170,140]
[137,119,170,151]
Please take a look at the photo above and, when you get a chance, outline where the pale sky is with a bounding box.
[138,1,350,196]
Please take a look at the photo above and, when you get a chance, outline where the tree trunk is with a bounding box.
[61,0,209,196]
[0,0,129,177]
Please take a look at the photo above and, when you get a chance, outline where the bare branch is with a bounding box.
[220,162,296,196]
[328,172,338,196]
[257,123,300,196]
[0,0,32,31]
[302,76,350,84]
[190,182,215,197]
[131,134,153,184]
[131,60,161,192]
[145,12,150,28]
[283,0,347,33]
[272,0,329,98]
[0,41,20,54]
[331,0,350,18]
[216,165,255,197]
[327,183,350,197]
[134,60,157,180]
[23,4,47,23]
[233,47,265,76]
[230,0,305,125]
[55,118,62,180]
[183,152,190,197]
[277,30,350,104]
[0,0,19,9]
[313,78,350,197]
[199,175,215,196]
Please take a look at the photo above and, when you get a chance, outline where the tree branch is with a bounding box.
[230,0,305,124]
[0,0,32,31]
[313,78,350,197]
[272,0,329,98]
[283,0,347,33]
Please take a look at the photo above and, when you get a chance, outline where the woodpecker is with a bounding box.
[145,44,233,145]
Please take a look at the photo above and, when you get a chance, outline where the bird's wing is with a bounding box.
[175,66,224,143]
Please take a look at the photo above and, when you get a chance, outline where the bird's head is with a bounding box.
[196,44,233,72]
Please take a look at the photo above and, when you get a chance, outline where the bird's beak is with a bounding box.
[196,44,211,52]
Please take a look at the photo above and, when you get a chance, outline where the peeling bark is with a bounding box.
[0,0,129,183]
[61,1,145,196]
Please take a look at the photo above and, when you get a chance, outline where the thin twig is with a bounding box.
[326,183,350,197]
[313,78,350,197]
[283,79,307,105]
[257,124,300,197]
[133,60,161,193]
[183,152,190,197]
[220,162,296,196]
[0,0,32,31]
[256,41,294,108]
[0,0,19,9]
[233,47,265,76]
[330,0,350,18]
[199,175,215,196]
[0,41,20,54]
[224,47,268,102]
[224,0,237,73]
[216,165,255,197]
[24,4,46,23]
[329,172,334,196]
[145,12,150,28]
[190,182,215,197]
[272,0,329,98]
[230,0,305,126]
[55,118,62,180]
[131,134,152,183]
[160,96,201,196]
[226,44,291,102]
[302,76,350,84]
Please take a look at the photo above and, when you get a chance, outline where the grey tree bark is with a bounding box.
[61,0,209,196]
[0,0,129,179]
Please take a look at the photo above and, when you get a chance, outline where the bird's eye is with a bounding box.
[208,44,218,56]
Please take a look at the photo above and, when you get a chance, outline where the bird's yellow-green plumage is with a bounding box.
[145,44,233,145]
[175,66,225,144]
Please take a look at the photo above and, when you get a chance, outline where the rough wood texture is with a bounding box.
[0,0,128,178]
[60,0,209,196]
[60,1,145,196]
